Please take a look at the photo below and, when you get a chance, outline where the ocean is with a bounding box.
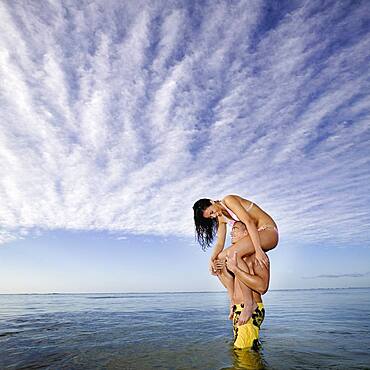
[0,288,369,369]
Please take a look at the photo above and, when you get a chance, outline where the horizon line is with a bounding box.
[1,286,370,295]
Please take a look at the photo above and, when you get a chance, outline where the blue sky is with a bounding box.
[0,0,369,293]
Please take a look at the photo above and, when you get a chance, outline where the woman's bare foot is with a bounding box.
[237,302,258,326]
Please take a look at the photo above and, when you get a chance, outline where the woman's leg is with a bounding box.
[234,254,257,325]
[224,229,279,258]
[216,264,235,300]
[214,262,236,319]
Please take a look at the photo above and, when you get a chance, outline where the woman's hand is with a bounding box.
[209,258,222,275]
[217,214,228,224]
[209,259,218,275]
[255,248,269,269]
[225,251,238,273]
[209,258,226,275]
[214,259,226,271]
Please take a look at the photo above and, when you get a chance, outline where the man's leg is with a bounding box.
[233,302,265,349]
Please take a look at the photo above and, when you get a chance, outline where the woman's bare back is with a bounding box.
[223,194,277,229]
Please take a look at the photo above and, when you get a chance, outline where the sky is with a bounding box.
[0,0,369,293]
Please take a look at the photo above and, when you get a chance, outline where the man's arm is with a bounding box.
[226,252,270,295]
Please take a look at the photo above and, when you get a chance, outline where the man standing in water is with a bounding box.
[212,220,270,349]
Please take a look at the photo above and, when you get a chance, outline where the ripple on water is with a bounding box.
[0,289,370,369]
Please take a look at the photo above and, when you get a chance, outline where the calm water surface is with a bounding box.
[0,288,369,369]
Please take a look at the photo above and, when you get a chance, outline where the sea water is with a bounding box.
[0,288,369,369]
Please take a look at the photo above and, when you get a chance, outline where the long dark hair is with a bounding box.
[192,198,218,251]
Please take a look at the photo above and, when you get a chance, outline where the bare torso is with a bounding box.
[232,253,263,304]
[222,194,277,230]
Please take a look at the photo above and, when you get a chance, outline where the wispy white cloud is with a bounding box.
[303,272,370,279]
[0,0,369,247]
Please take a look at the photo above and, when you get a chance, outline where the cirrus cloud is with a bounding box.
[0,0,369,247]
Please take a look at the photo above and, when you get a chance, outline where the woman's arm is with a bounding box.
[223,195,268,267]
[210,215,227,262]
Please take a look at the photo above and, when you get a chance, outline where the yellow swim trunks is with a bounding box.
[233,302,265,349]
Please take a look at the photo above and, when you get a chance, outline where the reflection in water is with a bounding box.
[220,345,268,370]
[232,347,267,370]
[232,348,267,370]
